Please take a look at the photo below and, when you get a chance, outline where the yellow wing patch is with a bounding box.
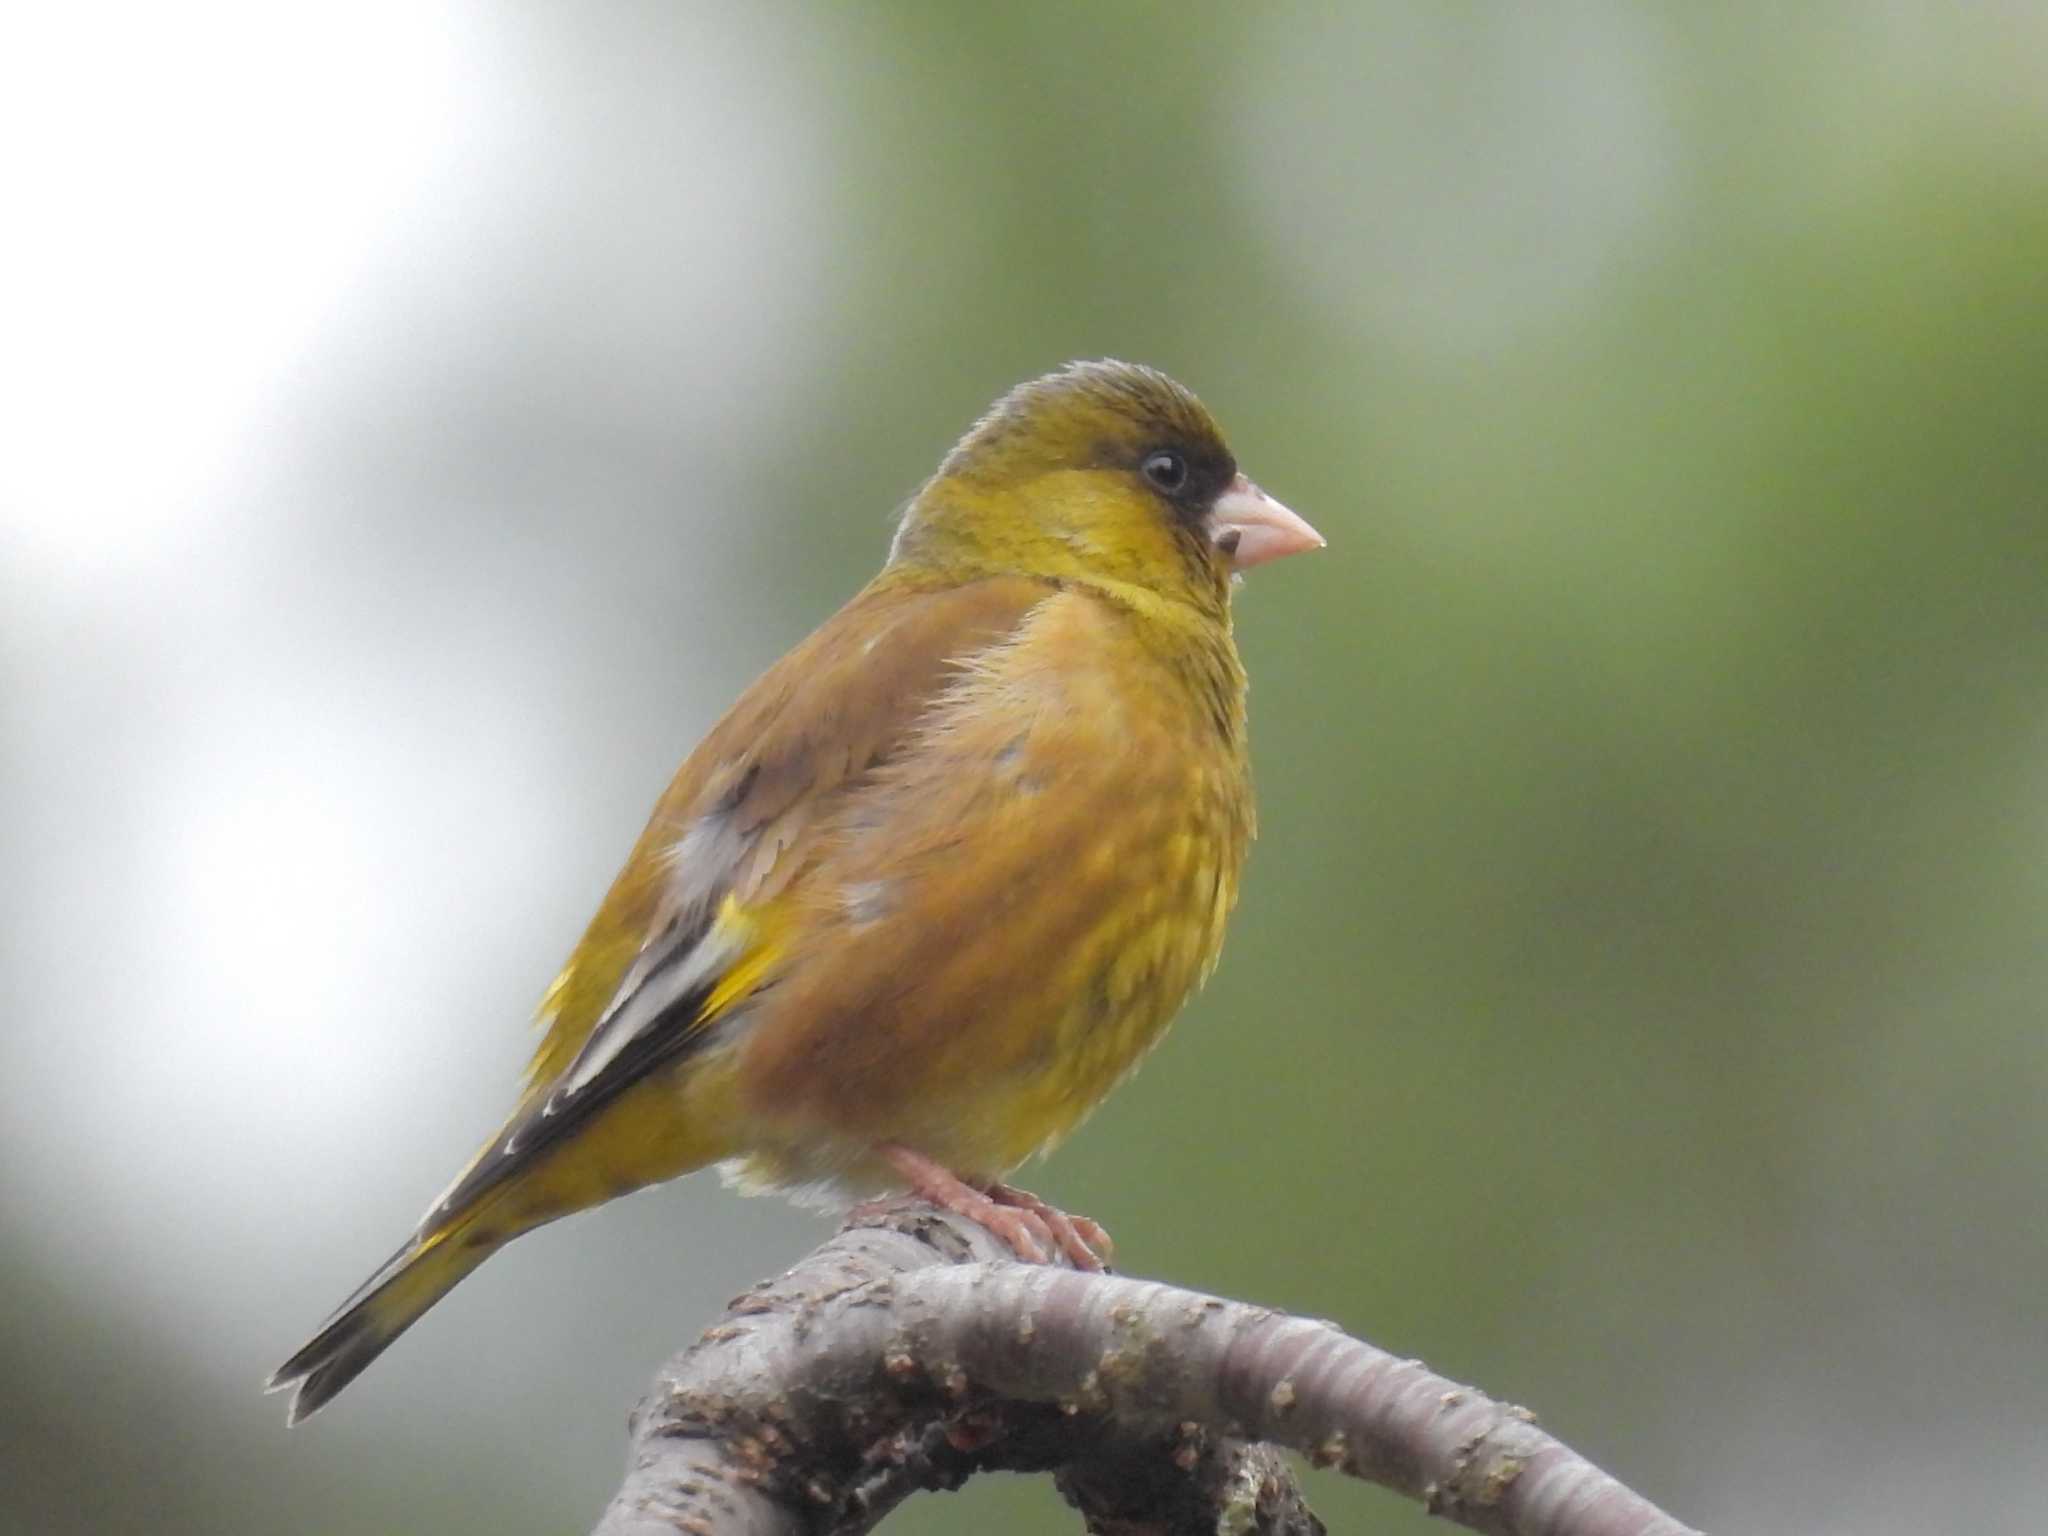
[699,894,785,1023]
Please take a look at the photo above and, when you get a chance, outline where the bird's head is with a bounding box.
[892,360,1323,615]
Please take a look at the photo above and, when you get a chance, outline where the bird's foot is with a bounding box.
[875,1144,1110,1272]
[985,1181,1113,1272]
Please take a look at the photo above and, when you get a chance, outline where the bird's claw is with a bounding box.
[874,1143,1113,1272]
[986,1182,1111,1272]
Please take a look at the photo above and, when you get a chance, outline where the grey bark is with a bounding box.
[593,1202,1700,1536]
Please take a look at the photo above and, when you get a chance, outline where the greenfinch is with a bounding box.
[270,359,1322,1423]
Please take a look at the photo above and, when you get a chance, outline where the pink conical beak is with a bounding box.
[1207,473,1325,572]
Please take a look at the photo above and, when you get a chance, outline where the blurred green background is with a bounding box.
[4,4,2045,1533]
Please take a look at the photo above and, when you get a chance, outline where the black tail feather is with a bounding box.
[267,1234,485,1424]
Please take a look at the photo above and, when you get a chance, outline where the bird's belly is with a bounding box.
[730,806,1241,1189]
[722,948,1199,1196]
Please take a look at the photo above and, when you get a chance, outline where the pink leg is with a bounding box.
[874,1144,1110,1272]
[876,1143,1052,1262]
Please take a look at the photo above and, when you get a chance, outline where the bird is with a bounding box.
[268,359,1323,1423]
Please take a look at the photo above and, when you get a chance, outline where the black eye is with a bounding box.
[1141,449,1188,495]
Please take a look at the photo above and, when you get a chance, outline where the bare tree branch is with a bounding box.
[594,1202,1699,1536]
